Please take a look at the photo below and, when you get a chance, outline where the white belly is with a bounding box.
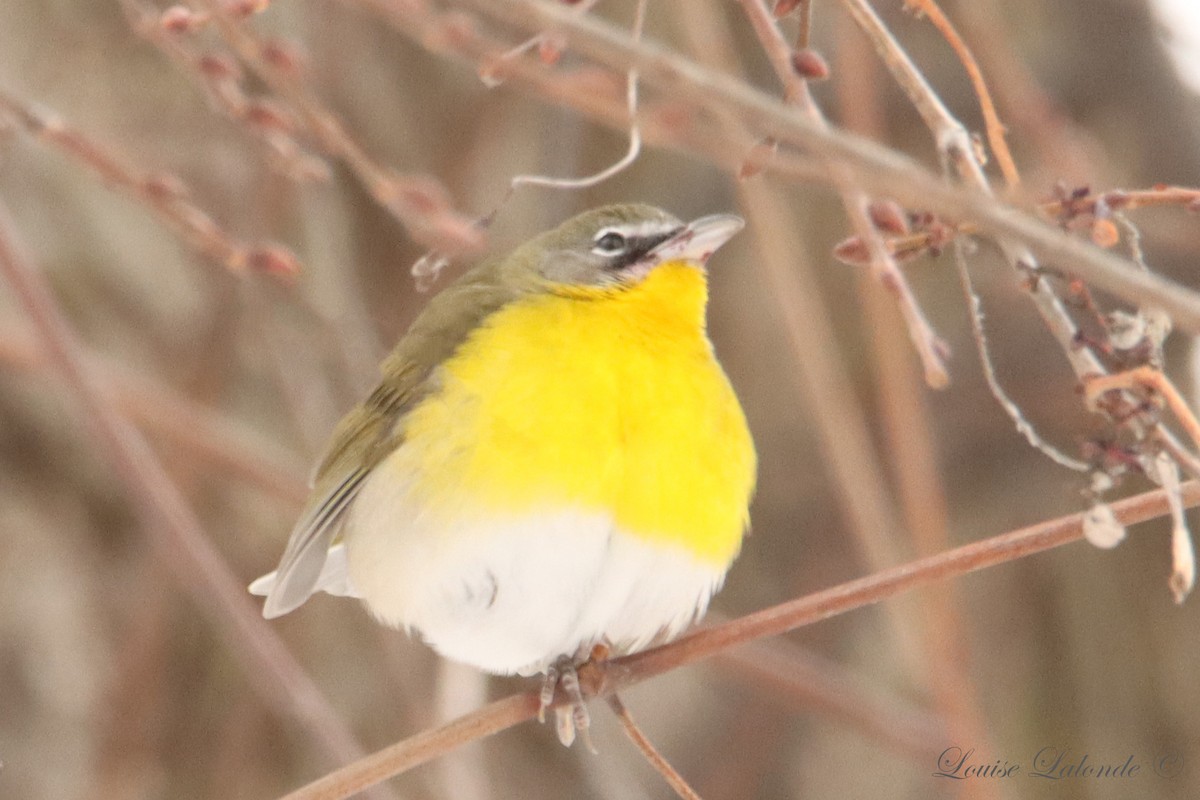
[342,464,728,675]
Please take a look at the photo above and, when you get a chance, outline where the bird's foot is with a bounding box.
[538,657,592,749]
[537,644,611,751]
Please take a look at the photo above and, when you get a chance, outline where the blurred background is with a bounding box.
[1,0,1199,798]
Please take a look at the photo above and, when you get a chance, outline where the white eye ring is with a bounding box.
[592,230,628,255]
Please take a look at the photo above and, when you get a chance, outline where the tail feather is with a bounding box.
[250,542,361,615]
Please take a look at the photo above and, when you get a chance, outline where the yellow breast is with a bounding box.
[392,262,756,566]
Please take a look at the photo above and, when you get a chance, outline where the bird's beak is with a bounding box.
[649,214,745,265]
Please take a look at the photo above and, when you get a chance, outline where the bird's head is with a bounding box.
[503,203,744,290]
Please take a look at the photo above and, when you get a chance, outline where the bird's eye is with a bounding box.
[593,231,628,254]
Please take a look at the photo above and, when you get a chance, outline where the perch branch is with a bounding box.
[278,479,1200,800]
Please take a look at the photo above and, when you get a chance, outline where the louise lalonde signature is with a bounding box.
[934,747,1184,780]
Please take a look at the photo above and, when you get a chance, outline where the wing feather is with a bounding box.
[261,468,369,618]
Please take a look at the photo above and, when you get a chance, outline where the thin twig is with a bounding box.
[343,0,831,188]
[836,0,984,184]
[952,241,1089,471]
[1085,365,1200,457]
[189,0,484,256]
[952,0,1097,183]
[510,0,644,192]
[0,88,300,279]
[607,693,703,800]
[904,0,1021,188]
[797,0,814,49]
[278,479,1200,800]
[738,0,950,387]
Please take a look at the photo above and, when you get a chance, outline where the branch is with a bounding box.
[951,242,1089,471]
[607,694,702,800]
[904,0,1021,187]
[1085,365,1200,456]
[0,87,300,279]
[278,479,1200,800]
[835,187,1200,266]
[440,0,1200,334]
[737,0,950,388]
[187,0,484,256]
[120,0,329,182]
[507,0,644,193]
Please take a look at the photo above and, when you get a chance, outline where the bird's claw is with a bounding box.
[538,656,597,751]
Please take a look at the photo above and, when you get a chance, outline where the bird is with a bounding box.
[250,203,756,745]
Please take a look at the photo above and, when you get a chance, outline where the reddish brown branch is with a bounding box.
[281,693,540,800]
[0,88,300,279]
[278,480,1200,800]
[607,694,702,800]
[952,1,1098,183]
[120,0,329,182]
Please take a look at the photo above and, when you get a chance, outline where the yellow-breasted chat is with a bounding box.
[251,203,755,743]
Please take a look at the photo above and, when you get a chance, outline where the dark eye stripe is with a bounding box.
[603,226,683,270]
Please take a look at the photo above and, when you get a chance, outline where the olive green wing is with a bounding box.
[256,377,415,618]
[255,263,522,618]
